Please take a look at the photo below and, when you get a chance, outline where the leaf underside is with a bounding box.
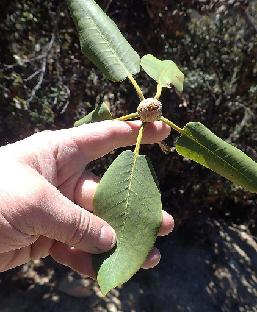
[141,54,184,92]
[67,0,140,81]
[74,102,113,126]
[176,122,257,193]
[93,150,162,295]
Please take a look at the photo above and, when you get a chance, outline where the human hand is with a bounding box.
[0,120,174,277]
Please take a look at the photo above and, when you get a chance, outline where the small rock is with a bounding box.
[58,275,93,298]
[106,302,118,312]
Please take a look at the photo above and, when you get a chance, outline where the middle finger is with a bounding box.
[75,170,174,236]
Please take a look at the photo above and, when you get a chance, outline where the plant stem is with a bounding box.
[160,116,184,134]
[154,84,163,100]
[127,74,145,101]
[134,123,146,157]
[116,112,139,121]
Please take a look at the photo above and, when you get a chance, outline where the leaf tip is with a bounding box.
[99,285,109,297]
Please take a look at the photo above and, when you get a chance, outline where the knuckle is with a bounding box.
[27,130,59,152]
[27,130,54,148]
[23,181,48,210]
[70,210,93,247]
[32,130,53,140]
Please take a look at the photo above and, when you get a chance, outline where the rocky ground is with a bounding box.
[0,217,256,312]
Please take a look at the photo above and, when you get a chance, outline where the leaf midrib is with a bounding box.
[181,129,254,185]
[83,8,131,76]
[104,154,138,281]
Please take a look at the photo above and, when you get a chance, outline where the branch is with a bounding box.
[26,34,55,104]
[23,69,41,82]
[227,103,254,143]
[104,0,113,12]
[2,55,45,70]
[243,9,257,34]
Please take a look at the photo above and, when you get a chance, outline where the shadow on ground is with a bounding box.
[0,217,256,312]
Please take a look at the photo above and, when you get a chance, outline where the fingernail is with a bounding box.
[99,225,116,250]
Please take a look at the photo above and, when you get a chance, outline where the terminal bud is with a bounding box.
[137,98,162,122]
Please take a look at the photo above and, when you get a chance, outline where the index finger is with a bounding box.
[69,120,170,162]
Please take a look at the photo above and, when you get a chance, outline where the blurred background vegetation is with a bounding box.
[0,0,256,311]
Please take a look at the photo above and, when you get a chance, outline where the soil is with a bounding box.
[0,217,256,312]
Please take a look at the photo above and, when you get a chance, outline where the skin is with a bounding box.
[0,120,174,278]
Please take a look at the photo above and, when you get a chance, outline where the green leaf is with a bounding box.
[67,0,140,81]
[74,102,113,126]
[141,54,184,92]
[176,122,257,193]
[93,150,162,295]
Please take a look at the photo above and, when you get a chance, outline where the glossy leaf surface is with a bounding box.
[176,122,257,193]
[67,0,140,81]
[93,150,162,295]
[74,102,112,126]
[141,54,184,92]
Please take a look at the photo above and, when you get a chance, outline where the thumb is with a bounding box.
[31,180,116,254]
